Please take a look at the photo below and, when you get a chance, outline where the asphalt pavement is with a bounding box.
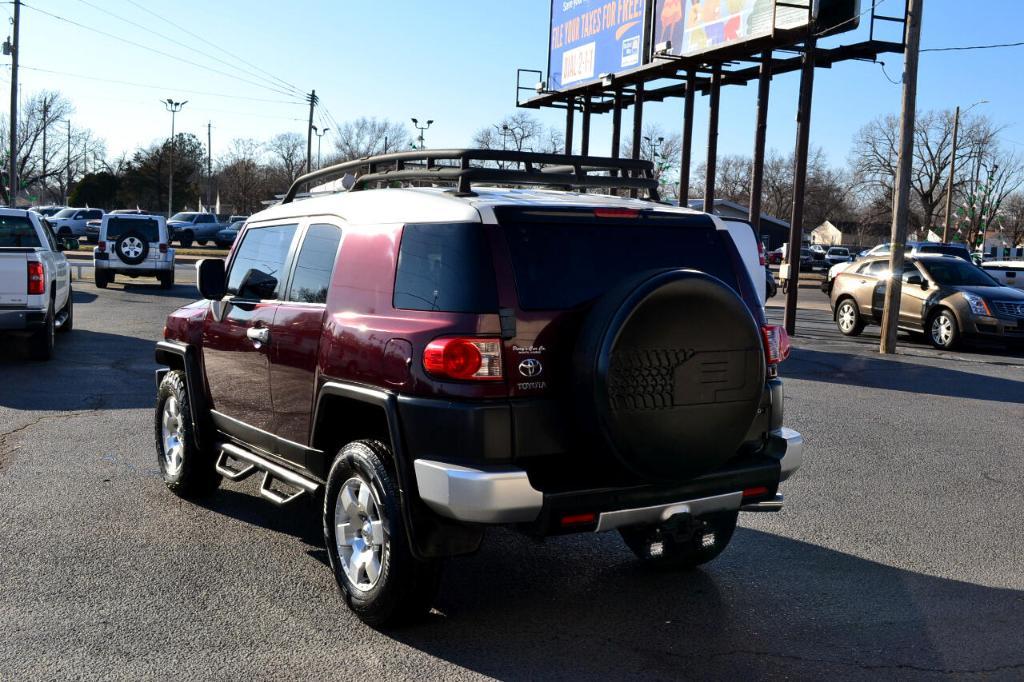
[1,276,1023,680]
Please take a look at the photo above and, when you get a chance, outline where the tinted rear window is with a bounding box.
[917,245,971,261]
[0,215,40,248]
[497,209,739,310]
[393,223,498,313]
[106,217,160,242]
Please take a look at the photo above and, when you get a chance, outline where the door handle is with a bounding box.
[246,327,270,347]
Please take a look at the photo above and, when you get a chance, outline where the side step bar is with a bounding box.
[215,442,320,506]
[740,494,784,513]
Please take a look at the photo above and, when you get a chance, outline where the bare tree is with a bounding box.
[956,147,1024,247]
[332,117,411,161]
[266,132,305,186]
[217,138,268,215]
[621,124,682,196]
[472,112,557,167]
[692,154,752,205]
[1000,193,1024,250]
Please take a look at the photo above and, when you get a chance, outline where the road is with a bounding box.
[2,275,1023,680]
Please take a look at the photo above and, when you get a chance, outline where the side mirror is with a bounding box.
[905,274,923,286]
[196,258,226,300]
[237,268,277,301]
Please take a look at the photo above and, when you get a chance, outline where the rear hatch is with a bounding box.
[492,206,759,403]
[104,216,164,264]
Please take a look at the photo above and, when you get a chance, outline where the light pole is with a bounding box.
[411,118,433,150]
[163,99,186,219]
[943,99,988,242]
[312,125,329,169]
[644,135,665,185]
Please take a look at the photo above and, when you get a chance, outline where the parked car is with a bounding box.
[213,220,245,249]
[824,247,853,268]
[167,212,224,247]
[0,208,75,360]
[47,207,105,239]
[981,261,1024,291]
[93,213,175,289]
[767,247,784,265]
[830,254,1024,349]
[227,214,249,224]
[85,209,155,244]
[154,149,802,626]
[30,205,67,218]
[766,267,778,298]
[822,241,971,295]
[800,247,815,270]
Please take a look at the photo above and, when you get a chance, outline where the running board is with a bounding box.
[216,442,320,506]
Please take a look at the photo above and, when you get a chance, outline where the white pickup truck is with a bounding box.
[0,208,75,360]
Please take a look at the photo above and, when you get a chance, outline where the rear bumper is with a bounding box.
[0,308,47,330]
[413,427,804,528]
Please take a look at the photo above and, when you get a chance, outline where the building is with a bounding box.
[687,199,792,250]
[810,220,844,246]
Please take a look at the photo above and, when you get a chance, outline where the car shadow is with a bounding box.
[782,347,1024,403]
[385,528,1024,678]
[0,328,158,410]
[72,289,98,304]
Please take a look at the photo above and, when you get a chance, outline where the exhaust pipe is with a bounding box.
[740,494,784,513]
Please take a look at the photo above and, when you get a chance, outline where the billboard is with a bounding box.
[652,0,859,58]
[548,0,648,92]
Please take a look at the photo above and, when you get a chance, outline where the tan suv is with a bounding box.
[830,255,1024,350]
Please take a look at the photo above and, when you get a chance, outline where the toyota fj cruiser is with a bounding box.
[155,150,802,626]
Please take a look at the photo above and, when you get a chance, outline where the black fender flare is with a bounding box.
[154,341,213,450]
[313,381,484,560]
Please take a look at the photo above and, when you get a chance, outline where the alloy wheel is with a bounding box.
[334,476,388,592]
[122,236,144,259]
[932,314,953,347]
[160,396,184,475]
[837,302,857,333]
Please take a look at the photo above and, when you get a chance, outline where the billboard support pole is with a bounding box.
[564,97,575,155]
[581,96,592,156]
[679,71,695,204]
[749,51,773,235]
[611,88,623,160]
[630,82,645,198]
[703,64,722,212]
[783,38,818,337]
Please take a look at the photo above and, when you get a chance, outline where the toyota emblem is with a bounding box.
[518,358,543,378]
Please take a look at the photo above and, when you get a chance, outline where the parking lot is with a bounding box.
[2,273,1023,679]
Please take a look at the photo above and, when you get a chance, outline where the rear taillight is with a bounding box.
[159,243,168,253]
[27,262,45,295]
[98,241,106,253]
[423,337,503,381]
[762,325,791,366]
[593,208,640,219]
[757,241,766,267]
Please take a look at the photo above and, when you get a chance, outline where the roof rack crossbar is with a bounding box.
[282,149,660,203]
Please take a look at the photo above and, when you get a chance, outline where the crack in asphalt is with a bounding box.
[0,409,97,471]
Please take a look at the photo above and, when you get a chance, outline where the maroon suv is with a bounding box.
[154,150,802,625]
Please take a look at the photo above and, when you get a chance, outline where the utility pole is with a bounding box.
[305,90,317,174]
[42,100,48,203]
[163,99,187,219]
[65,120,71,205]
[207,121,212,210]
[942,106,959,243]
[749,51,772,237]
[7,0,20,207]
[880,0,924,355]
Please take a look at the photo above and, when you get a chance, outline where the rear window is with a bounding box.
[917,245,971,261]
[106,217,160,242]
[393,223,498,313]
[496,208,739,310]
[0,215,41,248]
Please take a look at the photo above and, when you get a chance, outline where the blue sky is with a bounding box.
[11,1,1024,168]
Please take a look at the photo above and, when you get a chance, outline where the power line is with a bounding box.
[121,0,304,97]
[922,40,1024,53]
[21,2,297,98]
[18,64,303,104]
[73,0,301,97]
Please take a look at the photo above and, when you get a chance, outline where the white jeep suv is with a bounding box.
[93,214,176,289]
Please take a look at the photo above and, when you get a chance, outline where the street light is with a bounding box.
[943,98,988,241]
[411,118,433,150]
[163,99,187,219]
[312,125,329,169]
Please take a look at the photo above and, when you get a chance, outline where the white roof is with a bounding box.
[249,186,704,226]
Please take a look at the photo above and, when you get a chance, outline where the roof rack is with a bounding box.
[281,148,660,204]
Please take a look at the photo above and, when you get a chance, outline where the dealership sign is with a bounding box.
[548,0,647,91]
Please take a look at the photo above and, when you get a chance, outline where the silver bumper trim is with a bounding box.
[413,459,544,524]
[594,491,743,533]
[773,427,803,481]
[741,493,784,512]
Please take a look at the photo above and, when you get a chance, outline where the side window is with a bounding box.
[40,220,59,251]
[860,261,889,277]
[226,224,298,300]
[74,211,86,220]
[393,223,498,313]
[88,210,103,219]
[286,224,341,304]
[199,214,214,224]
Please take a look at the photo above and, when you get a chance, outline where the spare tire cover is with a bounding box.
[115,231,150,266]
[574,269,765,480]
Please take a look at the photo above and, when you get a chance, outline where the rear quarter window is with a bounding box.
[393,223,498,313]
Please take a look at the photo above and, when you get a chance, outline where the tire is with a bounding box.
[323,440,441,627]
[94,269,109,288]
[155,370,221,497]
[114,231,150,266]
[197,240,208,246]
[179,231,194,248]
[57,286,73,333]
[620,510,738,570]
[835,298,865,336]
[159,270,175,290]
[929,308,960,350]
[27,297,55,361]
[58,227,72,238]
